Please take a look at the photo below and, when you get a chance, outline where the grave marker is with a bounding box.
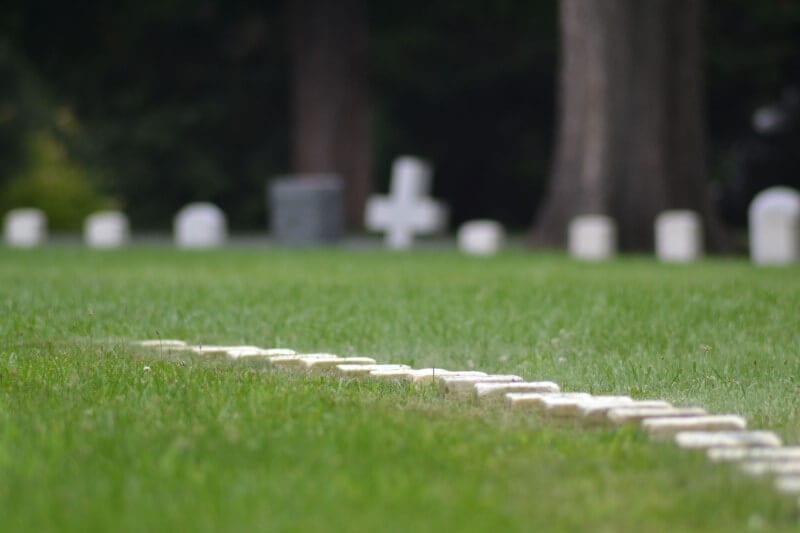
[707,446,800,463]
[568,215,617,260]
[335,364,411,377]
[365,156,448,249]
[578,400,672,426]
[438,374,523,398]
[749,186,800,264]
[473,381,561,405]
[84,210,130,248]
[643,414,747,440]
[674,430,782,449]
[606,406,707,426]
[655,210,703,262]
[269,175,344,244]
[505,392,591,411]
[174,202,227,248]
[541,395,633,419]
[3,208,46,247]
[457,220,505,256]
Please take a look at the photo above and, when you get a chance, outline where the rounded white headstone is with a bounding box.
[3,208,47,247]
[568,215,617,260]
[655,210,703,262]
[457,219,505,256]
[174,202,227,248]
[748,186,800,265]
[84,210,130,248]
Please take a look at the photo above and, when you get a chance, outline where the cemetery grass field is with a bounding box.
[2,246,800,532]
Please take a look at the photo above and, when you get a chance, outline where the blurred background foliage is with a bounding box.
[0,0,798,231]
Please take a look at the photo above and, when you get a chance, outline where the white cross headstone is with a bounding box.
[457,219,505,256]
[174,202,227,248]
[84,210,130,248]
[749,186,800,265]
[568,215,616,260]
[365,156,448,249]
[655,210,703,262]
[3,208,47,247]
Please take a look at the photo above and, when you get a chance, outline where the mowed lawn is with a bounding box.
[1,246,799,532]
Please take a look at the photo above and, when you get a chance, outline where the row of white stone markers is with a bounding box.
[137,339,800,506]
[3,154,800,264]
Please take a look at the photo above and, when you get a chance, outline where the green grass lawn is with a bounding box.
[1,246,799,532]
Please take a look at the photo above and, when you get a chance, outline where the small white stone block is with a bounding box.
[300,357,377,371]
[334,364,411,377]
[774,476,800,494]
[438,374,522,397]
[505,392,591,412]
[174,202,227,248]
[365,155,448,249]
[137,339,188,348]
[740,461,800,477]
[578,400,672,425]
[643,415,747,440]
[473,381,561,405]
[707,446,800,463]
[407,369,487,384]
[749,186,800,265]
[542,395,633,419]
[268,353,339,367]
[369,368,427,380]
[192,345,261,355]
[3,208,46,247]
[606,406,707,427]
[84,210,130,248]
[457,220,505,256]
[674,430,782,449]
[655,210,703,262]
[227,347,296,359]
[568,215,616,260]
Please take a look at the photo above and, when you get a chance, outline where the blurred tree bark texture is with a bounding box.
[534,0,724,250]
[288,0,370,229]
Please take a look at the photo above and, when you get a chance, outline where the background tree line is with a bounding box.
[0,0,798,239]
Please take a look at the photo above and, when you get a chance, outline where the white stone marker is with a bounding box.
[655,210,703,262]
[542,395,633,419]
[365,156,448,249]
[408,369,487,384]
[137,339,188,348]
[438,374,523,398]
[505,392,591,411]
[568,215,617,260]
[474,381,561,405]
[335,364,411,377]
[606,406,707,427]
[457,220,505,256]
[174,202,227,248]
[642,414,747,440]
[84,210,130,248]
[674,430,782,449]
[774,476,800,494]
[749,186,800,265]
[741,461,800,477]
[300,357,377,371]
[227,347,296,359]
[268,353,339,368]
[707,446,800,463]
[579,400,672,426]
[3,208,46,247]
[193,345,262,355]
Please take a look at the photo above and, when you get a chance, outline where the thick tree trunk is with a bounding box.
[288,0,370,229]
[534,0,723,250]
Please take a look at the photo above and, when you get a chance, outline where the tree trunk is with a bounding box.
[288,0,370,229]
[534,0,723,250]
